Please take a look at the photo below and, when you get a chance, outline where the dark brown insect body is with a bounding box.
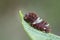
[24,12,51,33]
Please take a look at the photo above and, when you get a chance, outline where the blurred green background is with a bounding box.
[0,0,60,40]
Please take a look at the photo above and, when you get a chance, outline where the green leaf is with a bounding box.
[19,10,60,40]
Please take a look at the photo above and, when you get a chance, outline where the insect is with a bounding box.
[24,12,51,33]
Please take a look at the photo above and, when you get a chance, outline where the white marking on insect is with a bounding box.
[44,28,46,30]
[45,24,49,26]
[33,17,43,24]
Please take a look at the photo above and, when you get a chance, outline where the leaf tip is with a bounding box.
[19,10,23,19]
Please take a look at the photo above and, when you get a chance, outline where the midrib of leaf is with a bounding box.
[19,10,60,40]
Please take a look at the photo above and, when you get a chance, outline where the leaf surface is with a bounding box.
[19,10,60,40]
